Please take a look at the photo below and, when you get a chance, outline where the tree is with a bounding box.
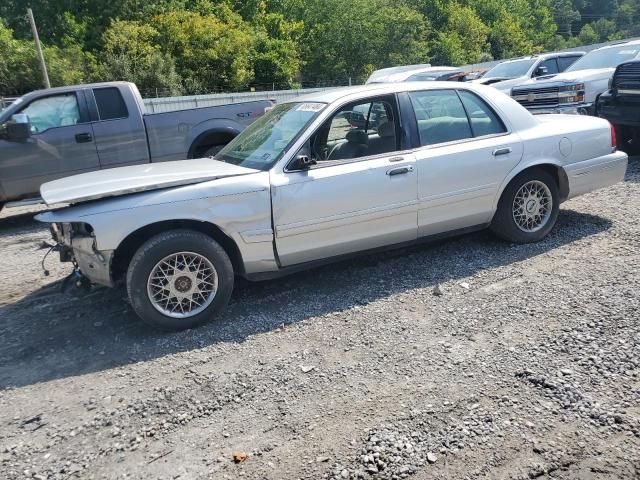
[252,12,304,88]
[578,23,599,44]
[152,8,254,92]
[102,20,182,95]
[550,0,581,37]
[489,13,537,59]
[293,0,430,83]
[431,3,488,65]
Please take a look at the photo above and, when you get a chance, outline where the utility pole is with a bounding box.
[27,8,50,89]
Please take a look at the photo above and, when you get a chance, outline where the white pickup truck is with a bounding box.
[510,40,640,114]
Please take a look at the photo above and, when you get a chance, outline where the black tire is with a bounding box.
[617,126,640,155]
[490,169,560,243]
[203,144,225,157]
[126,229,234,330]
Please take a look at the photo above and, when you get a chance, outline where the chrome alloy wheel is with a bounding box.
[512,180,553,233]
[146,252,218,318]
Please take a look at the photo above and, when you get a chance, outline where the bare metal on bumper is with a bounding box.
[51,223,115,287]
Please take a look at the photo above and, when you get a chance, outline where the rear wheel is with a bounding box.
[203,144,225,157]
[490,169,559,243]
[617,125,640,155]
[126,230,234,330]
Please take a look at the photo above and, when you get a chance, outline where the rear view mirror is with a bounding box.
[6,114,31,142]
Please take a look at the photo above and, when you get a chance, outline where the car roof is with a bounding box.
[291,81,488,104]
[27,81,132,95]
[496,51,585,65]
[367,65,461,83]
[593,39,640,51]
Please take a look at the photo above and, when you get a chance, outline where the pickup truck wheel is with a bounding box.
[490,169,559,243]
[126,230,234,330]
[203,144,225,157]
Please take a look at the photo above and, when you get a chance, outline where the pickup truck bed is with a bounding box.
[597,61,640,153]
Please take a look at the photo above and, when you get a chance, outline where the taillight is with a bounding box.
[610,122,617,152]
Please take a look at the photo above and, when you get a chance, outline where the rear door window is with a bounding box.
[93,87,128,120]
[408,90,472,146]
[458,90,507,137]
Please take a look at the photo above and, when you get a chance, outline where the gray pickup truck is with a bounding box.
[0,81,273,211]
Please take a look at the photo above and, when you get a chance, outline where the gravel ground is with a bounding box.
[0,159,638,480]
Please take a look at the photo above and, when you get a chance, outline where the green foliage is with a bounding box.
[0,0,636,95]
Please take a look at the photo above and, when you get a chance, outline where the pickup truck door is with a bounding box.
[271,96,418,266]
[0,91,100,201]
[407,89,523,237]
[84,86,150,168]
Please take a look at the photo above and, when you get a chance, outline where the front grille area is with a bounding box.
[511,86,561,108]
[613,61,640,91]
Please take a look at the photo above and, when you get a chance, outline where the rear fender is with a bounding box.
[187,119,244,157]
[492,159,568,211]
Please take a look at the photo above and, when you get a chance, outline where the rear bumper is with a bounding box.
[597,92,640,127]
[565,151,628,200]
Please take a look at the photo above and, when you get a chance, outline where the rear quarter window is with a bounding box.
[458,90,507,137]
[93,87,128,121]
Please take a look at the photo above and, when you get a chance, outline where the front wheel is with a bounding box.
[126,230,234,330]
[490,169,559,243]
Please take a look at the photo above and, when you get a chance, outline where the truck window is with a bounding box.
[538,58,559,75]
[20,94,81,133]
[558,56,580,71]
[93,87,128,120]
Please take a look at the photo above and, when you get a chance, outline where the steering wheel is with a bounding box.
[327,142,342,160]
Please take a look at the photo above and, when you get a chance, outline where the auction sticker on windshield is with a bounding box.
[296,103,325,112]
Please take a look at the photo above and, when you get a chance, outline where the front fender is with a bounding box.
[36,171,278,275]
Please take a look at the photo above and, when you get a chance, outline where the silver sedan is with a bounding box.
[37,82,628,329]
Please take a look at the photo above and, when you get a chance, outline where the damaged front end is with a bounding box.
[46,221,115,290]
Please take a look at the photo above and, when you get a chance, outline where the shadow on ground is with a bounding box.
[0,206,612,390]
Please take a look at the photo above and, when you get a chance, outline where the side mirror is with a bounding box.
[289,141,316,171]
[534,66,549,77]
[6,114,31,141]
[291,153,316,170]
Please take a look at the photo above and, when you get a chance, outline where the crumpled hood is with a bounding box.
[512,68,615,90]
[40,158,259,205]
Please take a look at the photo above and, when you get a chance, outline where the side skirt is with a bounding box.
[244,223,490,282]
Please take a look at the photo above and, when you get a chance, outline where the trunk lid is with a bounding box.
[40,158,259,205]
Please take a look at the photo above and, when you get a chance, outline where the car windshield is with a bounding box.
[484,59,536,79]
[216,102,325,170]
[566,45,640,71]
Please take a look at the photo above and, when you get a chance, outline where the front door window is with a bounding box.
[21,94,80,133]
[310,98,399,162]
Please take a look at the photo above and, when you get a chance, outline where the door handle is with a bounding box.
[386,165,414,176]
[75,132,93,143]
[493,147,512,156]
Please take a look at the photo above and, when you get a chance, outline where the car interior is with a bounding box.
[310,99,399,162]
